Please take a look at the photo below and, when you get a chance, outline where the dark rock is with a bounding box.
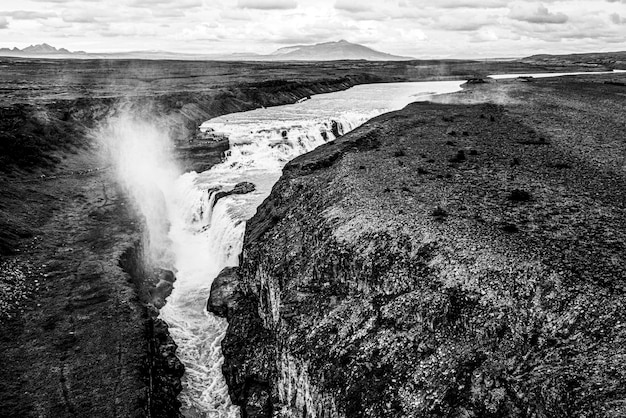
[207,267,244,318]
[508,189,531,202]
[158,268,176,283]
[393,149,406,157]
[552,162,572,169]
[501,222,519,233]
[150,318,184,418]
[331,120,342,138]
[449,150,466,163]
[213,182,256,206]
[431,206,448,219]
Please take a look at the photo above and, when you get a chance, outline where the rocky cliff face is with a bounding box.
[0,57,396,417]
[211,74,626,417]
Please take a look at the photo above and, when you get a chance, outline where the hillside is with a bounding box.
[522,51,626,69]
[269,40,413,61]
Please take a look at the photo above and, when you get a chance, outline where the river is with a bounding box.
[155,70,625,417]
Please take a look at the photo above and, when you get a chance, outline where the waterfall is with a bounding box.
[159,112,367,417]
[98,73,625,416]
[159,81,469,417]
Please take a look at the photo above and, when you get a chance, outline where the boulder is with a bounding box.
[207,267,243,318]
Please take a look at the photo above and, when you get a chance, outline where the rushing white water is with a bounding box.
[156,69,626,417]
[158,80,465,417]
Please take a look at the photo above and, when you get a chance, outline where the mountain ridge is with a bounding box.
[0,43,85,55]
[268,39,413,61]
[0,40,412,61]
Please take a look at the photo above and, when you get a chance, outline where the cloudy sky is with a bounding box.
[0,0,625,58]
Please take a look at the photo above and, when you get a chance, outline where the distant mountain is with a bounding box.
[268,40,413,61]
[0,43,85,56]
[0,40,412,62]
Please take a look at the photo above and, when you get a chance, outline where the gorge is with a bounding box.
[206,72,626,417]
[1,57,625,417]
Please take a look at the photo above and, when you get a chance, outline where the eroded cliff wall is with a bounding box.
[0,60,391,417]
[212,74,626,417]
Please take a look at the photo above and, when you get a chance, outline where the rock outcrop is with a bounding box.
[211,182,257,207]
[212,75,626,417]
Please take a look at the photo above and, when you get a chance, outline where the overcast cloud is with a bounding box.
[0,0,624,58]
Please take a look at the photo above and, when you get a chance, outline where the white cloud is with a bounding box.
[61,9,98,23]
[130,0,203,8]
[237,0,297,10]
[334,0,370,13]
[435,0,509,9]
[509,4,568,24]
[0,10,56,19]
[0,0,624,58]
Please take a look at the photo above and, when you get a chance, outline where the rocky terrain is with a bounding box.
[210,72,626,417]
[1,55,624,417]
[0,58,408,417]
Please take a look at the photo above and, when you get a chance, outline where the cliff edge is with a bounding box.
[211,73,626,417]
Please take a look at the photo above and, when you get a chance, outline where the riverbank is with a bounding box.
[212,72,626,417]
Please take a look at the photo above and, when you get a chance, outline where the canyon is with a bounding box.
[0,55,625,417]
